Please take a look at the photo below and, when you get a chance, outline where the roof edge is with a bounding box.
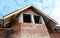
[4,4,58,24]
[4,4,33,19]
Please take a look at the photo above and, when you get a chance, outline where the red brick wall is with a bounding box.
[0,31,8,38]
[11,22,50,38]
[20,23,49,36]
[49,31,60,38]
[11,14,20,38]
[11,14,50,38]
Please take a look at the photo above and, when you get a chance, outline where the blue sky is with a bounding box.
[0,0,60,26]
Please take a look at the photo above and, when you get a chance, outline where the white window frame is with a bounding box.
[18,13,45,24]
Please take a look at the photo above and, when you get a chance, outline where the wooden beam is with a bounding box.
[4,22,9,27]
[0,28,14,33]
[0,28,14,30]
[0,30,7,33]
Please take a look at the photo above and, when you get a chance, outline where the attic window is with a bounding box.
[23,14,31,23]
[19,13,45,24]
[33,15,40,24]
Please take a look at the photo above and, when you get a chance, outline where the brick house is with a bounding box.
[0,4,60,38]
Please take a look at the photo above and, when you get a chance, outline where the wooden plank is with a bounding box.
[4,20,11,27]
[0,28,14,30]
[0,28,14,33]
[0,30,7,33]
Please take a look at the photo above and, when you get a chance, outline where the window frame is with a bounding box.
[18,13,45,24]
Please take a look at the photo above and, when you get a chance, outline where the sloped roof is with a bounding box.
[4,4,58,24]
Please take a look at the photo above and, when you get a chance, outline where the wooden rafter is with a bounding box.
[0,28,14,33]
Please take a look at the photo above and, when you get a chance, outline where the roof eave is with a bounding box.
[4,4,58,25]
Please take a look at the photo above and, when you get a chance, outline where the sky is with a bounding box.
[0,0,60,26]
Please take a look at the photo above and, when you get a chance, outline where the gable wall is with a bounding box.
[21,8,38,15]
[4,8,39,27]
[11,22,50,38]
[31,8,56,31]
[10,14,50,38]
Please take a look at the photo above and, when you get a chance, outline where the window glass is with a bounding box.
[33,15,40,24]
[23,14,31,23]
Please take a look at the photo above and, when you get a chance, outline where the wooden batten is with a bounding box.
[0,28,14,33]
[0,28,14,30]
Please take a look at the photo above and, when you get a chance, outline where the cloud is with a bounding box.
[30,0,56,16]
[51,0,60,26]
[33,0,60,26]
[52,7,60,26]
[0,0,30,18]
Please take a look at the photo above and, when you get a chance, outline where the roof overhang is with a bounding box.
[3,4,58,27]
